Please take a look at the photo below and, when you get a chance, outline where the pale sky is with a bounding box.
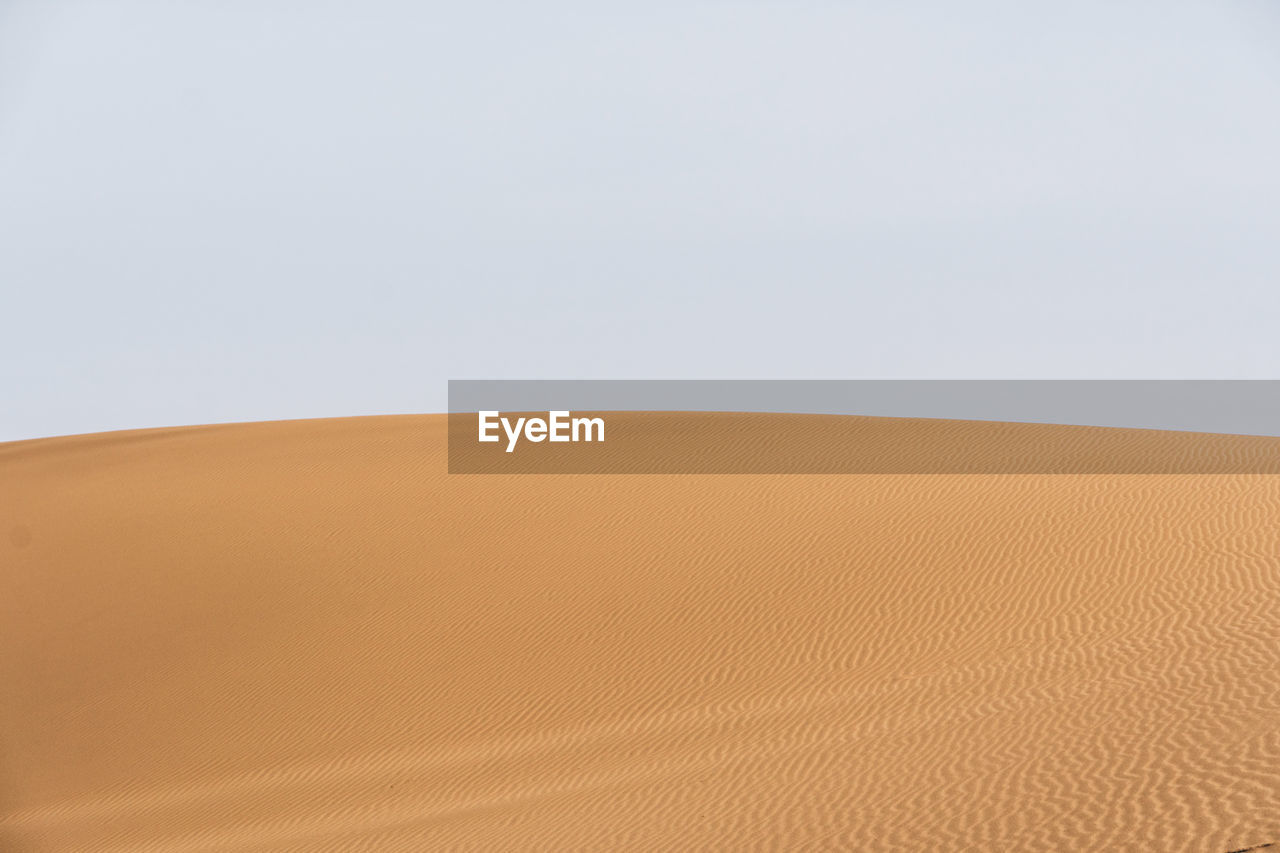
[3,1,1279,440]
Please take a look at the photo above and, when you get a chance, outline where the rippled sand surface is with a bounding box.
[3,415,1278,851]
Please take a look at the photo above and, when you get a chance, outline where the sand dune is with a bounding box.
[2,414,1279,851]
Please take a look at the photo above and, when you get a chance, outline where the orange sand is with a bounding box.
[2,414,1278,851]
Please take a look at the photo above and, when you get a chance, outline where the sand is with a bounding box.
[2,414,1278,851]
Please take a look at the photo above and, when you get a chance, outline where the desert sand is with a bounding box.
[2,414,1278,851]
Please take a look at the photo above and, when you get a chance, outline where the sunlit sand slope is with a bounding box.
[2,414,1279,851]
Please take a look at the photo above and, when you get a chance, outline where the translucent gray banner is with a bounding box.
[447,381,1280,474]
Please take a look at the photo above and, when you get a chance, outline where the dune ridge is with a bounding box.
[3,414,1279,851]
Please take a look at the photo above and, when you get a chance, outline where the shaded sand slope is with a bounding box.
[2,414,1279,851]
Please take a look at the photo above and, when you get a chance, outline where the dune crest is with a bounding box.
[3,415,1279,851]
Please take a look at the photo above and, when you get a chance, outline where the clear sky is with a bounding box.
[2,1,1279,441]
